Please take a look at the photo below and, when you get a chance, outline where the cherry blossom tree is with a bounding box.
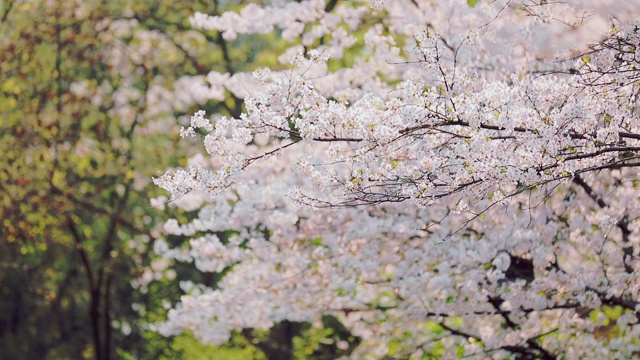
[153,0,640,358]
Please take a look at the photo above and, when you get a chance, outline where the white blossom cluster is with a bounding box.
[152,1,640,358]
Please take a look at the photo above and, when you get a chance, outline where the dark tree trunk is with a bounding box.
[89,288,103,360]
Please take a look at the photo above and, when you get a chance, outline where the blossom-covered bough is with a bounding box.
[153,0,640,358]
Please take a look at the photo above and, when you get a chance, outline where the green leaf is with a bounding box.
[387,339,400,355]
[603,305,623,320]
[425,322,445,335]
[467,0,479,7]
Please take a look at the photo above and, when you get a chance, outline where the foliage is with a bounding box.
[162,331,265,360]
